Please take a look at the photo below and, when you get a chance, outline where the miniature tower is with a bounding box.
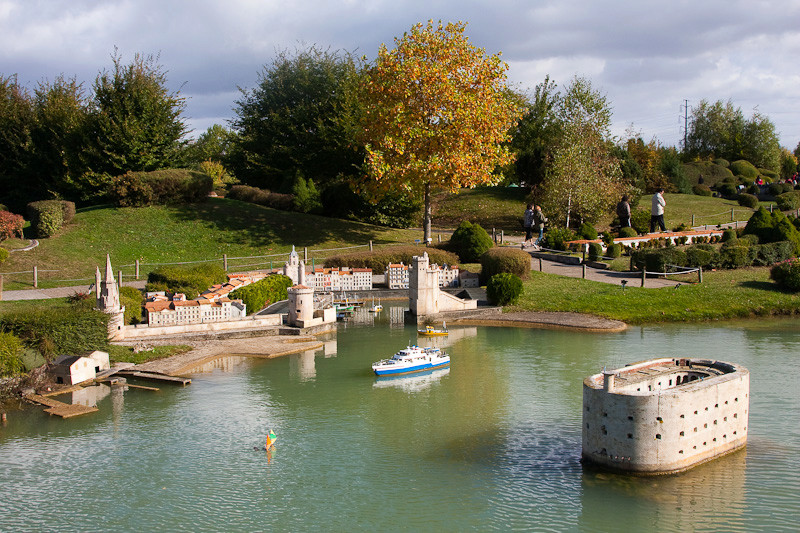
[287,284,315,326]
[96,254,126,340]
[409,252,440,316]
[284,245,306,286]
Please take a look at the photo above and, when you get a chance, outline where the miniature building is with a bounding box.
[387,261,460,289]
[409,253,477,316]
[310,266,372,292]
[582,358,749,474]
[283,245,306,286]
[458,270,480,288]
[52,350,110,385]
[95,255,126,340]
[287,285,336,328]
[385,263,409,289]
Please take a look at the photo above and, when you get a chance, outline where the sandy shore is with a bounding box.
[448,311,627,333]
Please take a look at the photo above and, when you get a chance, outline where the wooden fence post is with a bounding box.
[641,268,646,288]
[582,264,586,279]
[304,247,308,262]
[500,230,503,244]
[692,214,695,226]
[33,266,38,288]
[0,274,3,300]
[698,267,703,284]
[135,260,140,280]
[223,254,228,271]
[492,228,496,243]
[538,257,543,272]
[731,208,734,221]
[369,240,373,251]
[118,270,123,287]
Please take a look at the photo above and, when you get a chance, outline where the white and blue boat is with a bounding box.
[371,345,450,376]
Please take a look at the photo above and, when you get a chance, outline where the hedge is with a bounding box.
[0,331,24,377]
[0,306,110,360]
[630,248,687,272]
[692,184,713,196]
[109,169,213,207]
[325,246,459,275]
[119,286,144,325]
[730,160,759,179]
[776,192,800,211]
[737,193,759,208]
[146,263,228,299]
[26,200,75,238]
[0,210,25,241]
[227,185,294,211]
[0,248,8,264]
[619,226,638,238]
[480,247,530,283]
[229,274,292,314]
[542,227,576,251]
[486,273,523,306]
[771,259,800,291]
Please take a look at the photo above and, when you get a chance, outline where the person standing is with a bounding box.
[533,205,547,247]
[523,203,534,247]
[650,188,666,233]
[616,195,631,228]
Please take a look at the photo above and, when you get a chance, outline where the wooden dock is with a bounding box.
[24,394,98,419]
[115,370,191,386]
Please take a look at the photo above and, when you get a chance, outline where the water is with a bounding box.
[1,306,798,532]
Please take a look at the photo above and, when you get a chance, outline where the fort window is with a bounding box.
[733,413,738,418]
[628,416,633,421]
[627,433,633,439]
[735,397,738,402]
[704,423,707,428]
[603,412,608,417]
[693,446,697,449]
[725,400,728,405]
[656,416,662,422]
[705,407,709,411]
[586,406,590,411]
[694,410,698,415]
[714,420,717,425]
[715,403,718,408]
[733,431,737,435]
[655,434,661,439]
[669,379,672,386]
[680,414,685,418]
[694,427,697,432]
[679,431,684,436]
[679,450,684,454]
[703,441,707,446]
[713,438,717,442]
[586,423,589,429]
[723,417,727,421]
[602,426,607,435]
[723,434,726,439]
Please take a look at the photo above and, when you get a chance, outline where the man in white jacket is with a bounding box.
[650,188,666,233]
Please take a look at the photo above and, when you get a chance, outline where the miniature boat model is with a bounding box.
[418,321,448,336]
[368,297,383,313]
[372,345,450,376]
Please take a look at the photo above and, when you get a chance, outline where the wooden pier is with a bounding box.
[24,394,98,419]
[114,369,191,386]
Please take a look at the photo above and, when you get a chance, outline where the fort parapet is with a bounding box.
[582,358,749,474]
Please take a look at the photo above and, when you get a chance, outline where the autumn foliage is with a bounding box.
[0,210,25,241]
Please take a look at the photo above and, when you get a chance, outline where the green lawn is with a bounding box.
[431,187,528,233]
[0,198,422,289]
[508,266,800,323]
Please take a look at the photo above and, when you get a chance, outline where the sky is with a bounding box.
[2,0,799,150]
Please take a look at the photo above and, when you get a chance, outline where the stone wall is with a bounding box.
[122,315,284,340]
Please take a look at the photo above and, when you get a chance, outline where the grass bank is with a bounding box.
[507,266,800,324]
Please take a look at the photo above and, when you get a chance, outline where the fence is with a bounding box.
[0,239,427,291]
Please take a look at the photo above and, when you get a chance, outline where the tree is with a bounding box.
[539,77,624,226]
[183,124,236,167]
[359,20,523,241]
[86,52,188,181]
[230,46,364,192]
[0,75,33,210]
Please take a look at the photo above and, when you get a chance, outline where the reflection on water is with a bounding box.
[373,366,450,392]
[184,355,251,374]
[70,383,111,406]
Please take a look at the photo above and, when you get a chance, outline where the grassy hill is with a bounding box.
[0,198,421,289]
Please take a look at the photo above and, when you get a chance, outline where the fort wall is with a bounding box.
[582,358,749,474]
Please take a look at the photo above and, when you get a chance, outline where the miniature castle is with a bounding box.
[408,252,477,316]
[95,255,125,340]
[582,358,749,474]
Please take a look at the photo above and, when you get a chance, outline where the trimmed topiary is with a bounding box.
[619,226,638,238]
[0,331,24,377]
[486,273,523,306]
[776,192,800,211]
[685,247,714,268]
[730,160,759,179]
[692,184,713,196]
[480,247,531,282]
[577,222,598,240]
[27,200,66,238]
[719,243,750,269]
[770,259,800,291]
[448,221,493,263]
[606,243,622,258]
[588,242,603,262]
[713,158,730,168]
[0,247,8,264]
[119,286,144,325]
[630,248,687,273]
[631,209,651,235]
[721,228,738,242]
[737,193,759,208]
[542,227,576,251]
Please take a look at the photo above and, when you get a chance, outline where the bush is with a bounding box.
[27,200,67,238]
[0,247,7,264]
[230,274,292,314]
[776,192,800,211]
[737,193,759,208]
[716,183,738,198]
[719,244,750,269]
[770,259,800,291]
[480,247,530,283]
[146,263,228,299]
[721,229,738,242]
[630,209,651,235]
[109,169,213,207]
[0,331,24,377]
[577,222,598,240]
[486,273,523,306]
[325,246,459,274]
[119,286,144,325]
[447,221,493,263]
[747,184,761,196]
[685,247,714,268]
[692,184,713,196]
[0,210,25,241]
[0,306,110,360]
[768,182,795,197]
[606,243,622,258]
[588,242,603,261]
[630,248,687,273]
[730,160,759,179]
[227,185,294,211]
[619,226,638,238]
[752,241,795,266]
[739,233,759,246]
[542,227,576,251]
[713,158,730,168]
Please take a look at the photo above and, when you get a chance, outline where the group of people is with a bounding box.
[522,204,547,248]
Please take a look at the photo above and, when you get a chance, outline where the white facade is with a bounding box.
[309,267,373,292]
[53,355,97,385]
[582,358,749,474]
[409,253,477,316]
[386,261,460,289]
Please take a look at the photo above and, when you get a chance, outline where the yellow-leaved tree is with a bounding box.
[359,20,524,241]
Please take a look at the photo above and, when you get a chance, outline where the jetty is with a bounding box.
[24,393,98,419]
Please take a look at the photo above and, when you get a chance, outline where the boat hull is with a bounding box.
[373,359,450,376]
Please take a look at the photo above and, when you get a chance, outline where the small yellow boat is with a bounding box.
[418,321,448,337]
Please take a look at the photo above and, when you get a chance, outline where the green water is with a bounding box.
[1,306,798,532]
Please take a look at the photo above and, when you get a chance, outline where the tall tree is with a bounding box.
[359,20,523,241]
[0,75,33,210]
[230,46,364,192]
[86,52,188,181]
[540,77,623,226]
[183,124,236,167]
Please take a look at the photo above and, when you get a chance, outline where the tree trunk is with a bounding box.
[424,182,432,243]
[566,192,572,229]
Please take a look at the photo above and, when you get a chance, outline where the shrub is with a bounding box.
[692,184,713,196]
[713,158,730,168]
[721,229,738,242]
[61,201,76,224]
[27,200,66,238]
[146,263,227,299]
[606,243,622,258]
[719,244,750,269]
[542,227,576,251]
[0,331,24,377]
[600,231,614,246]
[631,209,651,235]
[744,207,778,243]
[447,221,493,263]
[716,183,738,198]
[747,184,761,196]
[588,242,603,262]
[768,182,793,197]
[776,192,800,211]
[759,168,779,181]
[630,248,687,273]
[770,259,800,291]
[486,273,523,306]
[0,306,110,360]
[227,185,294,211]
[119,286,144,325]
[230,274,292,314]
[577,222,598,240]
[737,193,759,208]
[0,210,25,241]
[752,241,795,266]
[0,247,8,264]
[739,233,759,245]
[109,169,213,207]
[730,160,759,179]
[619,226,638,238]
[325,246,459,274]
[480,247,530,283]
[685,247,714,268]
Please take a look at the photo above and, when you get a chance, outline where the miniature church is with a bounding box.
[95,255,126,340]
[409,252,477,316]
